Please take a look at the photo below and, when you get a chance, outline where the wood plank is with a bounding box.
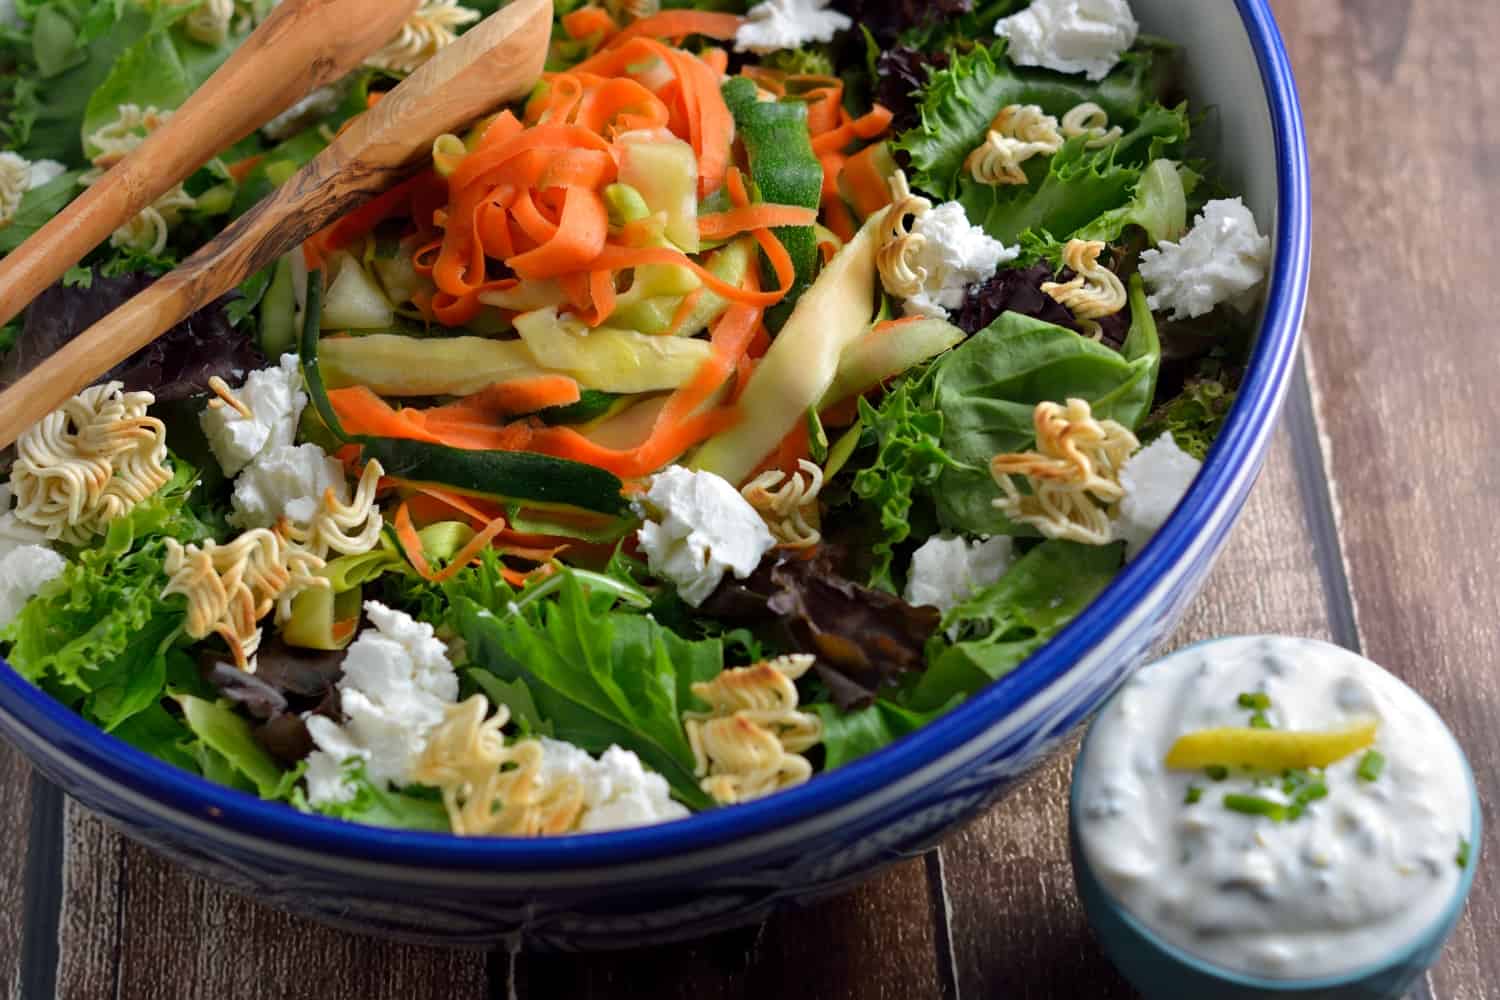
[0,743,35,1000]
[516,857,944,1000]
[55,801,489,1000]
[1270,1,1500,995]
[940,424,1336,998]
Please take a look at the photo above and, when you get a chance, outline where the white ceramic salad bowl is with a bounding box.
[0,0,1308,948]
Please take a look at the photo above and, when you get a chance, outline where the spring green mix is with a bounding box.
[0,0,1270,835]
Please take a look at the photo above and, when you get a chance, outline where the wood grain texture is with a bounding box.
[1269,0,1499,995]
[0,0,554,450]
[939,423,1336,999]
[0,743,34,1000]
[516,857,945,1000]
[55,800,489,1000]
[0,0,423,327]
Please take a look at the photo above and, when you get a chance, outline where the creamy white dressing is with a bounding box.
[1075,636,1473,980]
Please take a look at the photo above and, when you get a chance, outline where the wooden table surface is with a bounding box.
[3,1,1496,996]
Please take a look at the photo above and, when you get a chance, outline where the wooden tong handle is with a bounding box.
[0,0,422,328]
[0,0,552,449]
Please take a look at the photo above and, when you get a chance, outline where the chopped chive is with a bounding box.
[1357,750,1386,782]
[1249,712,1272,729]
[1205,764,1230,782]
[1237,691,1272,711]
[1223,794,1287,821]
[1184,785,1203,805]
[1457,838,1472,868]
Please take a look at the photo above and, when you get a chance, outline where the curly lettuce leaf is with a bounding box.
[895,40,1178,201]
[851,373,964,591]
[0,167,84,255]
[2,460,212,695]
[957,103,1190,246]
[453,571,725,810]
[1139,378,1235,461]
[908,540,1123,710]
[1073,158,1198,246]
[295,761,451,831]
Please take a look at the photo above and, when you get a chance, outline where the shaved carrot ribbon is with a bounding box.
[698,203,819,241]
[561,6,617,41]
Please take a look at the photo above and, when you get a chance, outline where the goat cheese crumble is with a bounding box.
[303,602,459,805]
[902,201,1018,319]
[994,0,1139,82]
[537,739,691,831]
[635,466,775,607]
[0,482,48,561]
[229,442,346,531]
[0,544,67,631]
[200,354,307,477]
[904,535,1014,616]
[1138,198,1271,320]
[1115,433,1201,558]
[735,0,851,54]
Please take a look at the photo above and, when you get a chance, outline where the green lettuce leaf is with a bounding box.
[81,27,190,148]
[813,696,958,769]
[296,761,452,832]
[1073,158,1198,246]
[895,40,1178,201]
[956,103,1190,246]
[453,571,725,810]
[1139,378,1236,461]
[0,168,85,254]
[178,694,285,797]
[851,373,964,592]
[929,303,1158,536]
[2,460,213,695]
[908,540,1123,710]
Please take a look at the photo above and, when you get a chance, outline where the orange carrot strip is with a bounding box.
[416,487,505,527]
[699,46,728,76]
[561,6,618,40]
[666,287,705,335]
[394,502,435,579]
[811,105,894,154]
[698,203,820,240]
[328,387,444,443]
[575,77,671,136]
[510,187,560,245]
[441,375,582,418]
[507,186,609,280]
[429,517,510,584]
[586,267,617,326]
[841,142,896,218]
[227,154,264,184]
[822,193,857,242]
[598,10,742,48]
[595,244,787,306]
[449,124,611,194]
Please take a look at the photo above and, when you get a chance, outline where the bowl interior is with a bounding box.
[0,0,1311,874]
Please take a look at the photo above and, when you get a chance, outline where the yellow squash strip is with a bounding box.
[1165,719,1379,772]
[692,215,880,484]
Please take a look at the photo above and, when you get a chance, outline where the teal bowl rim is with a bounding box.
[1069,634,1484,992]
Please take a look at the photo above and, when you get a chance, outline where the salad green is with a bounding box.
[0,0,1270,837]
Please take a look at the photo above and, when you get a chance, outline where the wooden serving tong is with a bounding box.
[0,0,552,449]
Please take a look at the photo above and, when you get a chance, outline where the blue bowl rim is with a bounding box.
[0,0,1312,873]
[1068,635,1484,991]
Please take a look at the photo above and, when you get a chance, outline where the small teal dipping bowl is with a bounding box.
[1069,638,1482,1000]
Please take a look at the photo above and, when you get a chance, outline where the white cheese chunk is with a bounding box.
[0,544,67,631]
[635,466,776,607]
[901,201,1018,319]
[200,353,307,477]
[1138,197,1271,320]
[735,0,851,54]
[537,739,691,832]
[303,602,459,805]
[1115,433,1201,558]
[904,534,1014,616]
[994,0,1139,82]
[229,442,346,530]
[0,482,48,562]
